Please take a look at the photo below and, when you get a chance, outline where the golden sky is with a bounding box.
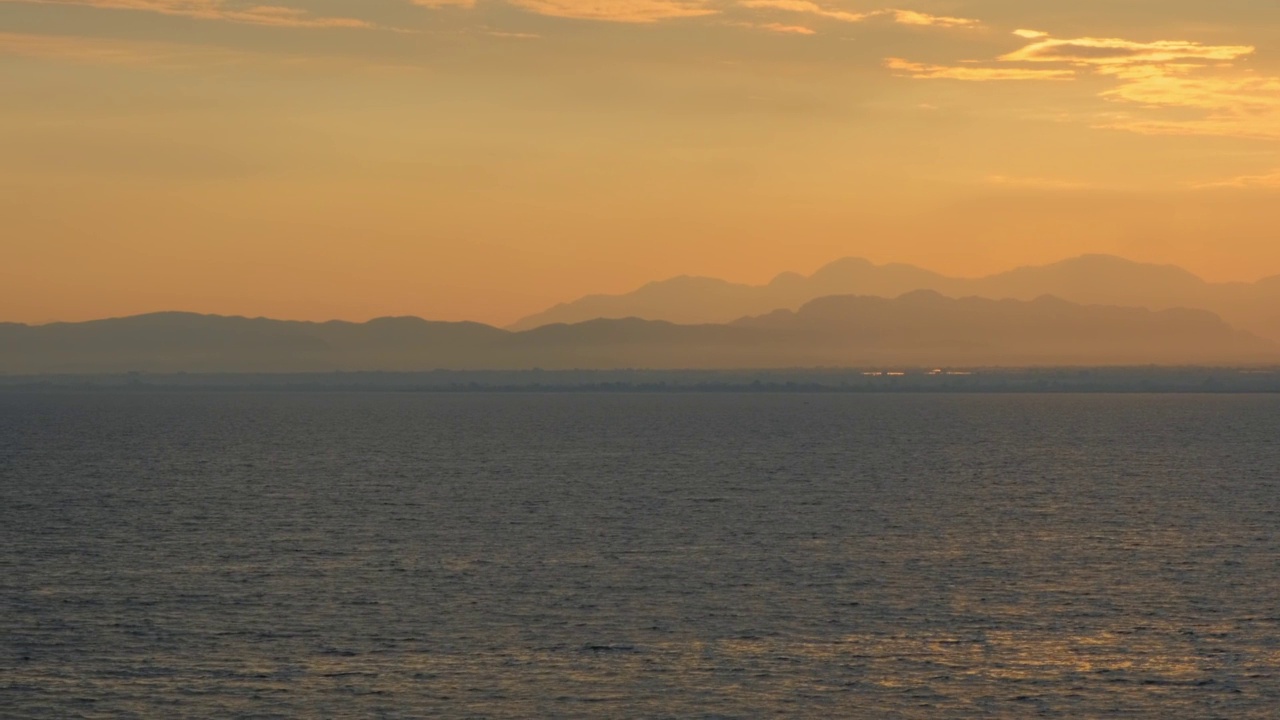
[3,0,1280,324]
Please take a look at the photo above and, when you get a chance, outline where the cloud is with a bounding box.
[409,0,980,29]
[886,10,976,28]
[1095,69,1280,139]
[1101,63,1280,111]
[1000,37,1254,66]
[505,0,716,22]
[1037,38,1279,140]
[485,28,541,37]
[1196,170,1280,189]
[751,21,816,34]
[734,2,977,28]
[738,0,867,24]
[1,0,373,28]
[890,30,1280,140]
[885,57,1073,81]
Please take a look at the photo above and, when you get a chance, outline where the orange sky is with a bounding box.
[3,0,1280,324]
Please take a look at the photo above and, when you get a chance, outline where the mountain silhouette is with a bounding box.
[509,255,1280,342]
[733,291,1270,365]
[2,294,1273,373]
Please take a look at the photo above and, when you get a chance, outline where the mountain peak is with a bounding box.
[812,256,875,273]
[769,271,806,287]
[507,254,1280,342]
[897,288,950,303]
[1035,254,1205,282]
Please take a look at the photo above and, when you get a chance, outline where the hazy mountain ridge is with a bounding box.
[509,255,1280,342]
[2,293,1274,373]
[735,291,1258,362]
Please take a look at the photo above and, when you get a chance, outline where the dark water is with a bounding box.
[3,392,1279,718]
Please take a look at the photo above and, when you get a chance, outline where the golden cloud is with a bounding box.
[891,30,1280,140]
[735,2,977,28]
[885,57,1073,81]
[738,0,867,24]
[1096,71,1280,140]
[1197,170,1280,189]
[753,21,816,34]
[886,9,977,28]
[411,0,980,29]
[1000,37,1255,66]
[506,0,716,22]
[1,0,373,27]
[1101,63,1280,110]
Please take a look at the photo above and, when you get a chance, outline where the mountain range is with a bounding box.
[510,254,1280,342]
[2,291,1273,374]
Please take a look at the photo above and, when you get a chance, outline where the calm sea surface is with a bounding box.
[3,392,1279,718]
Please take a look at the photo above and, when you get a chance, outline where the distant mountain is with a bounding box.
[0,313,507,374]
[2,294,1273,374]
[509,255,1280,342]
[732,291,1272,366]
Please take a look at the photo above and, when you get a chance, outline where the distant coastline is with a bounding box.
[4,291,1275,374]
[4,368,1279,393]
[7,256,1280,374]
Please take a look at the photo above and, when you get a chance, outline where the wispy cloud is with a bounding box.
[886,9,976,28]
[892,32,1257,81]
[735,2,977,28]
[748,21,816,34]
[999,37,1254,66]
[505,0,716,22]
[885,57,1072,81]
[738,0,867,24]
[1097,66,1280,140]
[1,0,374,28]
[1196,170,1280,189]
[407,0,978,29]
[890,29,1280,140]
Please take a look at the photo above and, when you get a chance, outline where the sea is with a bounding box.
[3,392,1279,718]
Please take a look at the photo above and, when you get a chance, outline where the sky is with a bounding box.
[3,0,1280,325]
